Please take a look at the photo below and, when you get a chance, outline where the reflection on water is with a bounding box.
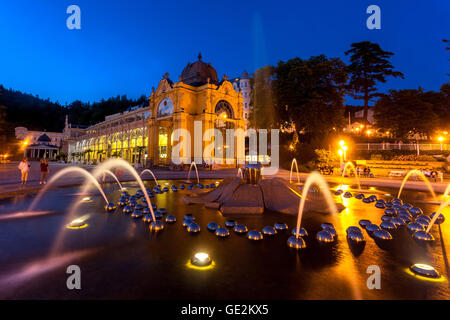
[0,180,449,299]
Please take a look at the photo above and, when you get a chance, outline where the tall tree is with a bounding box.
[248,66,277,129]
[273,55,347,147]
[345,41,404,125]
[374,89,438,139]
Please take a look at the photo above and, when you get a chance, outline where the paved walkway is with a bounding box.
[0,161,448,199]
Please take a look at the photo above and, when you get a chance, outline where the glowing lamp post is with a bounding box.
[438,136,444,151]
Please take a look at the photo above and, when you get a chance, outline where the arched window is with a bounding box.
[215,100,234,119]
[157,98,174,117]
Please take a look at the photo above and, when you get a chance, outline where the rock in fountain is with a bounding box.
[355,194,365,199]
[407,222,425,233]
[380,221,396,231]
[287,236,306,249]
[335,190,344,196]
[207,222,220,232]
[381,215,393,222]
[105,203,117,212]
[375,202,386,209]
[143,208,151,215]
[165,215,177,223]
[135,204,143,211]
[362,198,372,203]
[366,224,381,235]
[385,202,393,208]
[153,211,163,219]
[412,230,435,243]
[391,217,406,227]
[417,215,431,223]
[347,226,362,234]
[323,227,337,240]
[129,201,137,208]
[184,214,195,220]
[343,192,352,198]
[215,227,230,238]
[359,220,371,229]
[123,206,133,214]
[402,203,412,209]
[247,230,263,241]
[316,230,334,244]
[149,220,165,232]
[142,214,154,223]
[384,208,396,217]
[292,227,308,237]
[392,205,402,211]
[430,212,445,225]
[321,223,334,229]
[233,224,248,234]
[187,222,201,233]
[131,210,143,218]
[409,207,423,217]
[225,220,237,228]
[373,229,393,241]
[274,222,288,231]
[262,226,277,236]
[399,212,412,222]
[347,230,365,243]
[183,219,193,227]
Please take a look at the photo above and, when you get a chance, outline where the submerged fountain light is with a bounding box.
[66,219,88,229]
[149,220,165,232]
[191,252,212,267]
[81,197,92,203]
[409,264,440,279]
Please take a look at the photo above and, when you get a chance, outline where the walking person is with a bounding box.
[39,159,49,185]
[18,158,31,185]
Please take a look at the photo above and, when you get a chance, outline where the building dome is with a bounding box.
[180,53,218,87]
[37,133,51,142]
[241,70,250,79]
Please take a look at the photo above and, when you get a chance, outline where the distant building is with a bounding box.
[68,54,246,166]
[15,127,63,148]
[231,70,252,129]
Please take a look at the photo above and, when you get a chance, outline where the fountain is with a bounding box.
[397,170,437,200]
[103,169,124,190]
[293,172,339,240]
[339,162,361,191]
[140,169,159,185]
[28,167,109,212]
[426,183,450,232]
[289,158,300,184]
[186,162,200,184]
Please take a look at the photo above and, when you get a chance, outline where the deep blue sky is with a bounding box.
[0,0,448,105]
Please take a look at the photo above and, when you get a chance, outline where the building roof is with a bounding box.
[180,53,219,87]
[37,133,52,142]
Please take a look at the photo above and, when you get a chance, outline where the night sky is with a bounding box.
[0,0,448,104]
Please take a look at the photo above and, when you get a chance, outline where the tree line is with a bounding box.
[249,41,449,145]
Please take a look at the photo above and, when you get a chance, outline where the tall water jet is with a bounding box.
[90,159,156,222]
[187,162,200,184]
[339,162,361,191]
[103,169,124,190]
[294,171,339,238]
[426,184,450,232]
[292,171,362,300]
[28,167,109,212]
[397,170,437,200]
[140,169,159,185]
[289,158,300,184]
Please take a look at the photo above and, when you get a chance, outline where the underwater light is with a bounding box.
[66,219,88,229]
[409,264,440,279]
[191,252,212,267]
[80,197,92,203]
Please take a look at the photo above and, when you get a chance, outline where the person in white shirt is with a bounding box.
[18,158,31,185]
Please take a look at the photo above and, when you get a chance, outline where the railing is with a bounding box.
[355,143,450,151]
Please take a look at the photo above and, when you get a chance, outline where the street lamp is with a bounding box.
[438,136,444,151]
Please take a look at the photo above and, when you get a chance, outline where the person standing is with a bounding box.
[18,158,31,185]
[40,159,49,185]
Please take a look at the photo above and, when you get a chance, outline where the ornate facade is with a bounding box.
[68,55,245,167]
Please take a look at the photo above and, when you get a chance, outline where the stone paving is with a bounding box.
[0,161,448,199]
